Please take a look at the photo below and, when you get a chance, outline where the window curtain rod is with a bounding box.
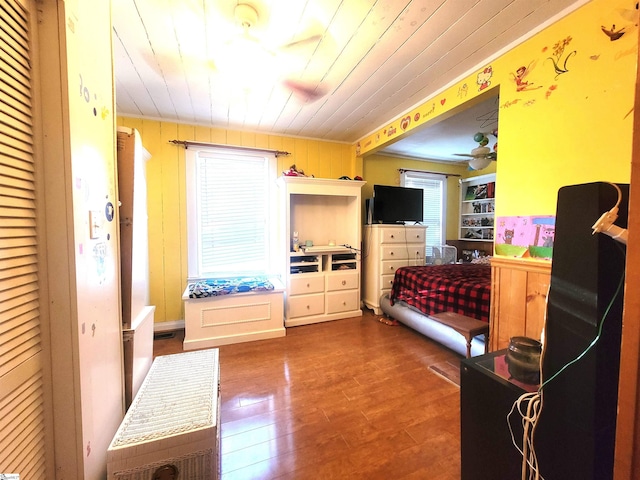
[169,139,291,157]
[399,168,460,177]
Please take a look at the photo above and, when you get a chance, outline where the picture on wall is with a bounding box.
[494,215,555,259]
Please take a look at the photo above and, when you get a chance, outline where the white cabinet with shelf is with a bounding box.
[362,224,427,315]
[278,177,365,327]
[459,173,496,241]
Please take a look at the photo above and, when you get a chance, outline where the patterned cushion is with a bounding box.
[187,277,274,298]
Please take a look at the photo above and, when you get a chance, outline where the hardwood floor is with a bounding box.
[153,310,463,479]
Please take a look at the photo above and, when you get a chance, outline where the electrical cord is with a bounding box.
[591,182,628,244]
[341,243,361,255]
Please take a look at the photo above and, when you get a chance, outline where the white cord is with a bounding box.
[591,182,628,244]
[508,285,549,480]
[508,391,544,480]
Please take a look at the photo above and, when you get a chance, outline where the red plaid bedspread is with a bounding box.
[389,264,491,323]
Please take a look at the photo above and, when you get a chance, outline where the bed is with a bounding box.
[380,263,491,357]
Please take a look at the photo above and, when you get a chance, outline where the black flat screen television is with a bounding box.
[372,184,424,224]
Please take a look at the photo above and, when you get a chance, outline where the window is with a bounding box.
[186,147,278,278]
[401,170,447,254]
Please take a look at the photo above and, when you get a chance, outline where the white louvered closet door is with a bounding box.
[0,0,47,476]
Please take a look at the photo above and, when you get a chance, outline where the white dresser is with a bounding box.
[362,224,427,314]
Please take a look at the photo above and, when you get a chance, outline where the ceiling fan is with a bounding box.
[214,2,328,101]
[453,132,498,170]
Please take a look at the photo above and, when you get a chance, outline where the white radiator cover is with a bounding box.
[122,305,155,409]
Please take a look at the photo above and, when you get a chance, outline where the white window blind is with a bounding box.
[401,170,447,253]
[186,148,277,278]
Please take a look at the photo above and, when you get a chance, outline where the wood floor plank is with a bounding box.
[153,310,463,479]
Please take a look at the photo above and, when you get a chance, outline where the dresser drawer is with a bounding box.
[406,246,425,262]
[380,227,410,244]
[380,227,425,244]
[380,244,411,260]
[287,293,325,318]
[403,228,425,244]
[380,259,411,276]
[381,273,396,292]
[326,290,360,314]
[289,274,324,295]
[381,244,425,261]
[326,271,359,291]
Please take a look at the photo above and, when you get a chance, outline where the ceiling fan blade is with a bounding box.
[280,34,323,50]
[452,152,497,160]
[282,79,327,102]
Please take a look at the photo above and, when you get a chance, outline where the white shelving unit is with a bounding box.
[459,173,496,241]
[277,176,366,327]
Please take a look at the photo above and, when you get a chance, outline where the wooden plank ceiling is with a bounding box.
[112,0,583,150]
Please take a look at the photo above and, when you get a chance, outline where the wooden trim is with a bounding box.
[613,24,640,480]
[490,255,552,274]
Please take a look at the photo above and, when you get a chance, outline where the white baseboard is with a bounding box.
[153,319,185,332]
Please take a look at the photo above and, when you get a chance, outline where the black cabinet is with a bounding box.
[460,350,538,480]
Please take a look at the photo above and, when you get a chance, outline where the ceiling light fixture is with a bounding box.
[468,154,493,170]
[215,4,277,88]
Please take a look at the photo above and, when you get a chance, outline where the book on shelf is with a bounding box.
[465,186,477,200]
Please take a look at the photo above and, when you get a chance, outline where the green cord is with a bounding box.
[539,261,626,391]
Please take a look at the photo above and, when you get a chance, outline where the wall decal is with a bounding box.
[93,242,108,283]
[544,36,576,79]
[601,24,626,40]
[477,66,493,91]
[511,62,542,92]
[501,99,522,109]
[105,201,115,222]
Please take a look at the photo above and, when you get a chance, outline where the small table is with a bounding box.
[460,350,538,480]
[430,311,489,358]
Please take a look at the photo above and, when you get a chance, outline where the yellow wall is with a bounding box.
[115,118,355,323]
[359,0,636,218]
